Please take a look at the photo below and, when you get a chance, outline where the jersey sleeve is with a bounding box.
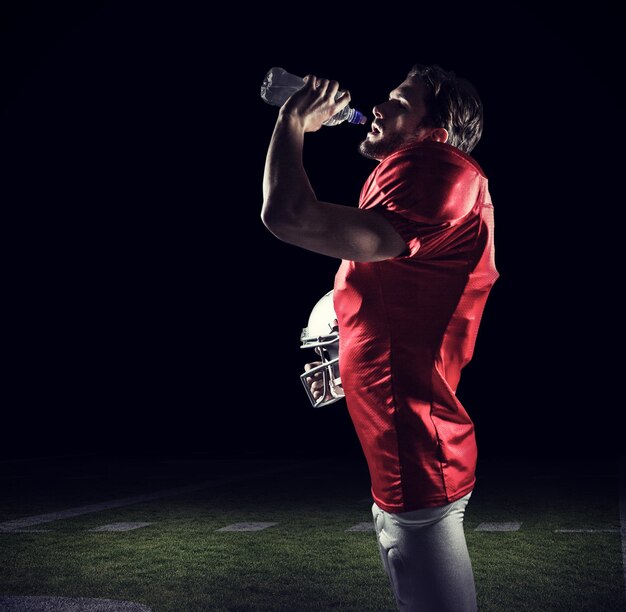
[363,144,482,257]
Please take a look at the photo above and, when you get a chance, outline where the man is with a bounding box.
[261,64,498,612]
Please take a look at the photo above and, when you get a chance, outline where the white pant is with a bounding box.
[372,493,477,612]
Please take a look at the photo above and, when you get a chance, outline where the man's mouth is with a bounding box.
[370,122,382,136]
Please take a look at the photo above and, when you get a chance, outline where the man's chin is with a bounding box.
[359,139,386,161]
[359,134,407,161]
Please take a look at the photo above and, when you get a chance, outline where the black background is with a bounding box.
[2,1,623,463]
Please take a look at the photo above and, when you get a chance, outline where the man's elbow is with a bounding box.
[260,202,280,231]
[260,204,294,241]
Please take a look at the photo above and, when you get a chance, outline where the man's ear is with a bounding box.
[429,128,448,144]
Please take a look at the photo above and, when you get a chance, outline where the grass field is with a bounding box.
[0,453,624,611]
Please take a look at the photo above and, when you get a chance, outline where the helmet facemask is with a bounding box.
[299,291,343,408]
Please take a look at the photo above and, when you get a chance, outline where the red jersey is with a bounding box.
[333,140,498,513]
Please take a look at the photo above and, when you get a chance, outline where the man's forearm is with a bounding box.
[261,115,317,231]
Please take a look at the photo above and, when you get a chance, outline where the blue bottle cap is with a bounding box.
[349,109,367,125]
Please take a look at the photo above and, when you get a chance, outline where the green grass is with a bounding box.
[0,456,624,611]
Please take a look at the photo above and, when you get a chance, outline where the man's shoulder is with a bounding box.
[386,141,486,178]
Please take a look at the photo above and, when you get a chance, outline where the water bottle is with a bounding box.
[260,66,367,126]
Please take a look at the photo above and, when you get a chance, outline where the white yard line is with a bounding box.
[0,483,208,532]
[216,522,277,532]
[474,521,522,532]
[0,460,322,533]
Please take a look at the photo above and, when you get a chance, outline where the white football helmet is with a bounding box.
[300,290,344,407]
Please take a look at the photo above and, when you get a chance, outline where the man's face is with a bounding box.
[359,76,432,161]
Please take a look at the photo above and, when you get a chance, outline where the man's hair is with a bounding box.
[408,64,483,154]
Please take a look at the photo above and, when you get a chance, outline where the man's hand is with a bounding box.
[279,75,351,133]
[303,361,327,402]
[303,360,345,406]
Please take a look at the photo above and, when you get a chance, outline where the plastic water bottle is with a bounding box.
[260,66,367,126]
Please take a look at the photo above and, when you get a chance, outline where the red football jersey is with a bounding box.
[333,141,499,512]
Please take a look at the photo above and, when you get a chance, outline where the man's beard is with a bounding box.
[358,132,414,161]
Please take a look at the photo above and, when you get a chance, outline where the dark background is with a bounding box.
[2,1,622,463]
